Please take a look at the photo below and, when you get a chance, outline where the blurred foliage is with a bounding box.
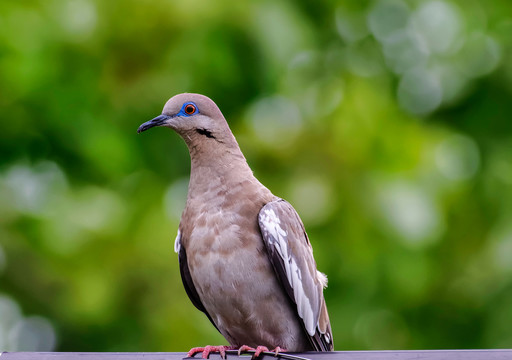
[1,0,512,352]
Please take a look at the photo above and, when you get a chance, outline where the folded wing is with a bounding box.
[258,199,333,351]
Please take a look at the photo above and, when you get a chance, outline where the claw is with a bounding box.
[253,346,270,358]
[187,345,230,359]
[237,345,285,359]
[272,347,285,356]
[237,345,256,356]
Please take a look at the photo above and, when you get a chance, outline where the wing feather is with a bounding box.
[258,199,333,351]
[176,230,220,333]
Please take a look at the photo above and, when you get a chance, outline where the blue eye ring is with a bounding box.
[180,102,198,116]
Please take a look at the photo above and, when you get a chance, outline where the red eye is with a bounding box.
[184,104,196,115]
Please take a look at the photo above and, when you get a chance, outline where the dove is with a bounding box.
[138,93,333,358]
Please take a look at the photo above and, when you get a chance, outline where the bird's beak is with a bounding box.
[137,114,172,134]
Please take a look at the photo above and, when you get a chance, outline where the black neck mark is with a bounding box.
[196,128,215,139]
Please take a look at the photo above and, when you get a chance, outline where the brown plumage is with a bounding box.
[138,93,333,355]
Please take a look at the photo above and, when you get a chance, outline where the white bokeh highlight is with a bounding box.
[435,134,480,181]
[377,181,444,245]
[246,96,303,149]
[164,177,189,220]
[366,0,502,115]
[288,176,335,225]
[0,295,57,351]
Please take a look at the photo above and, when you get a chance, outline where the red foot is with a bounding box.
[237,345,286,358]
[187,345,235,359]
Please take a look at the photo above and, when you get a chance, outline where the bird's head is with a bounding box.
[138,93,234,146]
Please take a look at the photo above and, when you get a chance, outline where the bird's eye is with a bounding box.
[184,104,196,115]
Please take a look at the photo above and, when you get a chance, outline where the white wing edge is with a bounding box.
[260,207,317,336]
[174,229,181,253]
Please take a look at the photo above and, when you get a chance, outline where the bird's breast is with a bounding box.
[180,188,309,350]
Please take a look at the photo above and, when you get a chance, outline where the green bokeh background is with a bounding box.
[1,0,512,352]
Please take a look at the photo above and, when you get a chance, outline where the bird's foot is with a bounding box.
[187,345,236,359]
[237,345,286,358]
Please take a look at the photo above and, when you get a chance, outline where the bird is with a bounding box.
[137,93,333,358]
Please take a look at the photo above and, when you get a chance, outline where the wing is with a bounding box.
[175,229,220,333]
[258,199,333,351]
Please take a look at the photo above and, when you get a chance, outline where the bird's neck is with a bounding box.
[185,135,258,199]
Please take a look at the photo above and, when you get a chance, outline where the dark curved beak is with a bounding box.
[137,114,172,134]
